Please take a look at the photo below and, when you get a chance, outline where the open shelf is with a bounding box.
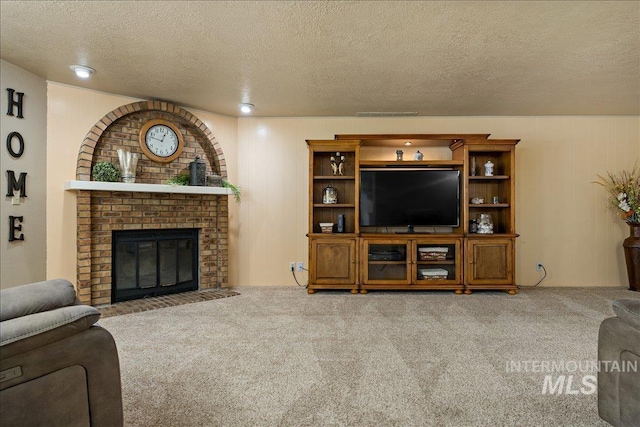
[313,175,356,180]
[313,204,356,208]
[468,175,509,180]
[469,204,510,208]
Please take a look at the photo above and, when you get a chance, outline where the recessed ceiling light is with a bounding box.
[70,65,95,79]
[239,103,254,114]
[404,141,412,146]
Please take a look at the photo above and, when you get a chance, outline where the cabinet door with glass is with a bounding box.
[361,239,411,287]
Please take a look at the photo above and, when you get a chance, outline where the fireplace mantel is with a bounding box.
[64,180,233,195]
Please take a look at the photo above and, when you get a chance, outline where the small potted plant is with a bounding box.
[92,161,120,182]
[166,173,191,186]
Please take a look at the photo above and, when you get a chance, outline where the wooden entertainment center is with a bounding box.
[307,134,519,294]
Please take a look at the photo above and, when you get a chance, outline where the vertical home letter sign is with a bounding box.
[5,88,27,241]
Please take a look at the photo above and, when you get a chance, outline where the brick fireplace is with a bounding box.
[71,101,229,306]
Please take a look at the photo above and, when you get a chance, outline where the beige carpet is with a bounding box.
[99,286,636,426]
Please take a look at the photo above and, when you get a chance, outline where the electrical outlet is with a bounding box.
[296,262,304,271]
[536,263,543,271]
[290,262,295,272]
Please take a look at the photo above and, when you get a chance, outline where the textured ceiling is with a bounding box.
[1,1,638,117]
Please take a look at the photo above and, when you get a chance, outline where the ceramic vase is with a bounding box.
[623,222,640,292]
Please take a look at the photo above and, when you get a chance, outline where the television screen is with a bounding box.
[360,169,460,228]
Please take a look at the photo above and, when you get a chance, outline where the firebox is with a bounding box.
[112,228,198,302]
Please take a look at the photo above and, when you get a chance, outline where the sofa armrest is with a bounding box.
[0,305,100,359]
[612,298,640,331]
[0,279,77,322]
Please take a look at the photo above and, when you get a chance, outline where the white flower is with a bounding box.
[619,201,631,212]
[617,192,627,201]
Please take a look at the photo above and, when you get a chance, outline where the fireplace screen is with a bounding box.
[112,228,198,302]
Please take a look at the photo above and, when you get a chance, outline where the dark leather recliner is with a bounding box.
[0,279,123,426]
[598,298,640,427]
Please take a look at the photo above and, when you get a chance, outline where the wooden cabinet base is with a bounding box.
[307,285,359,294]
[463,284,518,295]
[360,284,464,292]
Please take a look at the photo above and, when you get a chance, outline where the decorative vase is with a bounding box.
[117,149,140,183]
[470,157,477,176]
[322,184,338,204]
[477,213,494,234]
[623,222,640,291]
[484,160,494,176]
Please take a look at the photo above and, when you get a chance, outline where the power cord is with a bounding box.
[517,264,547,289]
[291,267,307,288]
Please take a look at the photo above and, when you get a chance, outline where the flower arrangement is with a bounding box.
[594,163,640,224]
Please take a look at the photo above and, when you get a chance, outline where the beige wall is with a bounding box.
[237,116,640,288]
[1,60,47,288]
[46,83,639,289]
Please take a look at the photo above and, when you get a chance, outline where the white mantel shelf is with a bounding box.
[64,180,233,195]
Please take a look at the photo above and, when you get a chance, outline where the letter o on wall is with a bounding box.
[6,132,24,158]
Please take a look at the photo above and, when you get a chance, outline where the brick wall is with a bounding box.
[91,110,221,183]
[74,101,229,305]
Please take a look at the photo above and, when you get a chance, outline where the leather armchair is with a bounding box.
[598,298,640,427]
[0,279,123,426]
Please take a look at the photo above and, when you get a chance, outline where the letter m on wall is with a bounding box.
[6,170,27,197]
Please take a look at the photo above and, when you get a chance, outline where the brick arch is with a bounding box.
[75,100,227,180]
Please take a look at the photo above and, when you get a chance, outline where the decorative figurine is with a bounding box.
[337,152,345,175]
[484,160,494,176]
[470,157,477,176]
[396,150,404,161]
[330,156,338,175]
[413,150,423,161]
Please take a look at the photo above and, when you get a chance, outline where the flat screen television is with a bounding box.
[360,169,460,228]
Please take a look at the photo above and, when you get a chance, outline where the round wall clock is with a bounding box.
[139,119,184,163]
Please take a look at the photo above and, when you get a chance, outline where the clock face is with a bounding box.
[145,125,179,157]
[139,119,184,163]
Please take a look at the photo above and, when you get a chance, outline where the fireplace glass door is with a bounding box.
[112,229,198,302]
